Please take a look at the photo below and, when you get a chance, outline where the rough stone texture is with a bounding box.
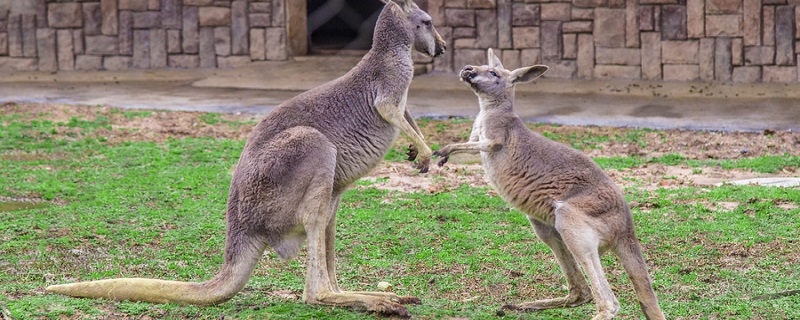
[577,33,594,78]
[150,29,167,68]
[22,15,37,57]
[745,46,775,65]
[101,0,118,35]
[446,9,475,27]
[763,66,797,82]
[454,49,486,72]
[501,49,520,69]
[520,48,541,66]
[272,0,285,27]
[541,21,561,61]
[83,3,102,36]
[48,3,82,28]
[214,27,231,56]
[660,5,687,40]
[0,34,7,56]
[75,55,103,70]
[732,66,762,82]
[594,8,625,48]
[133,30,150,69]
[715,37,732,81]
[249,28,265,60]
[594,65,640,79]
[563,21,592,33]
[512,3,539,26]
[162,0,182,29]
[266,27,288,60]
[119,0,148,11]
[541,3,571,21]
[625,0,639,47]
[686,0,704,38]
[133,11,161,29]
[428,0,445,26]
[497,0,512,48]
[468,0,495,9]
[731,38,743,65]
[743,0,761,46]
[217,55,251,68]
[512,27,539,48]
[183,7,199,54]
[433,26,453,72]
[167,29,181,54]
[475,9,497,48]
[57,30,75,71]
[169,54,200,68]
[574,0,609,7]
[199,7,231,27]
[641,32,662,79]
[36,29,56,72]
[562,33,577,59]
[119,11,133,55]
[763,6,774,46]
[73,29,84,55]
[596,47,641,65]
[707,0,742,14]
[699,38,715,81]
[7,15,21,57]
[249,13,270,28]
[0,57,37,71]
[454,27,476,38]
[231,0,249,55]
[662,40,699,64]
[149,0,161,11]
[545,60,577,78]
[199,27,216,68]
[775,6,795,66]
[104,56,132,70]
[573,8,594,20]
[639,6,654,31]
[85,35,118,55]
[663,64,700,81]
[705,15,742,37]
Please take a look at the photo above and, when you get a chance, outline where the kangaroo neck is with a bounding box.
[478,91,515,113]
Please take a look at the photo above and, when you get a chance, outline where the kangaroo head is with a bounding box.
[460,48,548,99]
[380,0,446,57]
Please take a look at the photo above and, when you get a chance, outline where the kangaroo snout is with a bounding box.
[434,33,447,57]
[460,66,476,82]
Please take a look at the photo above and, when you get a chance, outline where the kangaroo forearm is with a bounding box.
[447,140,497,154]
[377,103,431,155]
[404,109,424,139]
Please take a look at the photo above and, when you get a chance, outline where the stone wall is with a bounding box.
[0,0,288,71]
[426,0,800,83]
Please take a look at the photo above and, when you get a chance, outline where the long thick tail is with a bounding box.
[615,235,666,320]
[46,232,267,306]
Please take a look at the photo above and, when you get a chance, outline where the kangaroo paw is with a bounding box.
[406,144,418,161]
[394,295,421,305]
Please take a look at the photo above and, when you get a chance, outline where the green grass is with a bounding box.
[1,112,799,319]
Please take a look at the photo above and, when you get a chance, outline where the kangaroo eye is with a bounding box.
[422,20,432,27]
[490,71,498,77]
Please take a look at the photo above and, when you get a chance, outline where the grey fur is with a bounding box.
[434,49,666,320]
[46,0,445,316]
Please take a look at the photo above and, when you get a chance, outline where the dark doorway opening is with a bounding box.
[307,0,384,54]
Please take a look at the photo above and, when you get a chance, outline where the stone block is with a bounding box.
[217,55,252,68]
[609,0,626,8]
[641,32,662,79]
[467,0,495,8]
[475,9,497,48]
[133,30,150,69]
[104,56,132,70]
[596,47,641,65]
[83,3,102,36]
[250,28,265,60]
[162,0,181,29]
[73,29,84,55]
[563,21,592,33]
[169,54,200,68]
[214,27,231,56]
[541,21,561,61]
[714,37,732,81]
[48,3,82,28]
[573,8,593,20]
[232,0,248,55]
[148,0,160,10]
[512,26,539,48]
[150,29,167,68]
[133,11,161,29]
[797,6,800,39]
[428,0,445,25]
[57,30,74,71]
[512,3,539,26]
[119,11,133,55]
[497,0,511,48]
[119,0,147,11]
[36,29,56,72]
[594,8,625,48]
[185,0,214,5]
[706,0,742,14]
[594,65,640,79]
[743,0,761,46]
[446,9,474,27]
[0,33,7,56]
[562,33,576,59]
[577,33,593,78]
[625,0,639,47]
[744,46,775,65]
[183,7,199,54]
[660,5,687,40]
[520,48,541,66]
[542,60,576,78]
[775,6,795,66]
[266,27,288,60]
[22,15,36,57]
[573,0,608,7]
[272,0,285,26]
[686,0,704,38]
[85,35,118,55]
[662,40,699,64]
[454,49,485,71]
[763,6,774,46]
[8,15,21,57]
[699,38,714,81]
[453,27,476,38]
[705,15,741,37]
[168,29,181,53]
[101,0,118,35]
[641,0,681,3]
[199,27,216,68]
[732,66,761,82]
[75,55,103,70]
[639,6,653,31]
[763,66,797,82]
[454,38,476,49]
[501,49,520,69]
[731,38,742,65]
[433,26,453,72]
[541,3,570,21]
[250,2,271,13]
[663,64,699,81]
[200,7,231,27]
[249,13,271,27]
[0,57,37,71]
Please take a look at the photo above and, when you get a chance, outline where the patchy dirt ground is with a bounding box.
[2,102,799,195]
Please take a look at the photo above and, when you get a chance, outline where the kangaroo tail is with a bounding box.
[615,234,666,320]
[46,231,267,306]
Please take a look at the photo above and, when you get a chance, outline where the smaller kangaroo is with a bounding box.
[434,49,665,320]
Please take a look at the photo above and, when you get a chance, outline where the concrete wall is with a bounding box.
[1,0,799,84]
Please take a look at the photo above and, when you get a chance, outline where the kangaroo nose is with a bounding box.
[463,66,474,72]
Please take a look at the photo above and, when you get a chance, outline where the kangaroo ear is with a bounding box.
[384,0,414,13]
[487,48,504,69]
[509,65,548,84]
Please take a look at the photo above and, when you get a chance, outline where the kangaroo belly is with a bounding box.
[482,154,557,225]
[333,124,398,188]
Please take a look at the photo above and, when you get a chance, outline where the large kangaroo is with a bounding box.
[46,0,445,316]
[434,49,665,320]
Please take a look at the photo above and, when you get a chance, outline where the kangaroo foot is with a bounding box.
[502,293,592,311]
[307,292,412,317]
[341,291,421,305]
